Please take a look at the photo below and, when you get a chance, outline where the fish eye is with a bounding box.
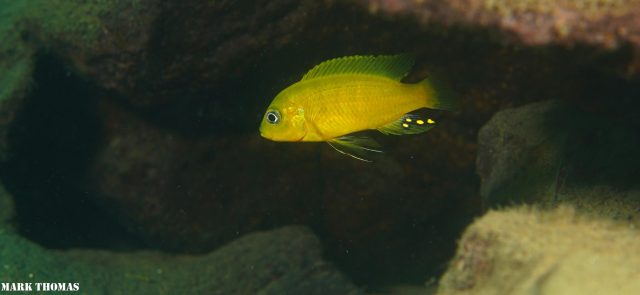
[266,110,280,124]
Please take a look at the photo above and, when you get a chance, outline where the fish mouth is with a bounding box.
[259,131,271,140]
[258,125,268,139]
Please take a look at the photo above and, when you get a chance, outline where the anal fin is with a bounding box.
[327,135,383,162]
[377,113,437,135]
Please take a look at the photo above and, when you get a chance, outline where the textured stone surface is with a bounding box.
[358,0,640,75]
[64,1,333,107]
[477,100,640,225]
[0,185,361,295]
[0,1,34,161]
[2,0,639,289]
[437,206,640,295]
[89,99,323,252]
[477,100,568,205]
[0,0,486,282]
[317,127,481,283]
[0,0,151,159]
[0,185,14,226]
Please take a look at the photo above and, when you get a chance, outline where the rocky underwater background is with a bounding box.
[1,0,640,294]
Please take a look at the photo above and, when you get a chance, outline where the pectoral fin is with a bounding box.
[377,113,436,135]
[327,135,383,162]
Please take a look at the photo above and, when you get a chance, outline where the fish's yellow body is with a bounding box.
[259,55,454,161]
[275,75,430,141]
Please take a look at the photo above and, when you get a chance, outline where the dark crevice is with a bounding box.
[0,53,145,250]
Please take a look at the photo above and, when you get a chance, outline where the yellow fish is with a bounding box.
[259,54,455,161]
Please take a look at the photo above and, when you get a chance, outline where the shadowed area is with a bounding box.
[0,54,144,250]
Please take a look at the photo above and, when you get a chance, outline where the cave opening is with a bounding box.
[0,54,144,250]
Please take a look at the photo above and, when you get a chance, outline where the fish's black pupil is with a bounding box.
[267,111,279,124]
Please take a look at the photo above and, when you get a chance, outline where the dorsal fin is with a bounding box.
[301,55,414,81]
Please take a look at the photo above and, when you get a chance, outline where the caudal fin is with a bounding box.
[419,75,458,111]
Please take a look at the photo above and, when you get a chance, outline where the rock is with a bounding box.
[72,0,337,108]
[357,0,640,75]
[0,1,29,161]
[0,0,486,281]
[477,100,640,225]
[90,99,323,252]
[0,185,361,295]
[437,206,640,295]
[476,100,567,205]
[0,185,14,226]
[318,126,481,283]
[2,0,639,288]
[0,50,33,162]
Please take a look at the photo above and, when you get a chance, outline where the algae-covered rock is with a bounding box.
[437,206,640,295]
[0,0,151,160]
[2,0,639,290]
[0,0,483,282]
[0,171,360,294]
[0,185,14,226]
[477,100,640,225]
[0,186,361,295]
[0,53,33,162]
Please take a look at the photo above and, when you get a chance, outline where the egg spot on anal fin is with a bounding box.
[427,118,436,124]
[377,113,436,135]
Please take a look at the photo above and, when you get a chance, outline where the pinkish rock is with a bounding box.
[358,0,640,75]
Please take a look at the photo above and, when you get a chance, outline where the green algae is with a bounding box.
[2,126,353,293]
[0,0,154,161]
[0,176,360,295]
[0,58,33,161]
[0,183,360,294]
[0,0,146,49]
[0,227,361,294]
[0,0,34,105]
[0,59,32,102]
[0,185,14,227]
